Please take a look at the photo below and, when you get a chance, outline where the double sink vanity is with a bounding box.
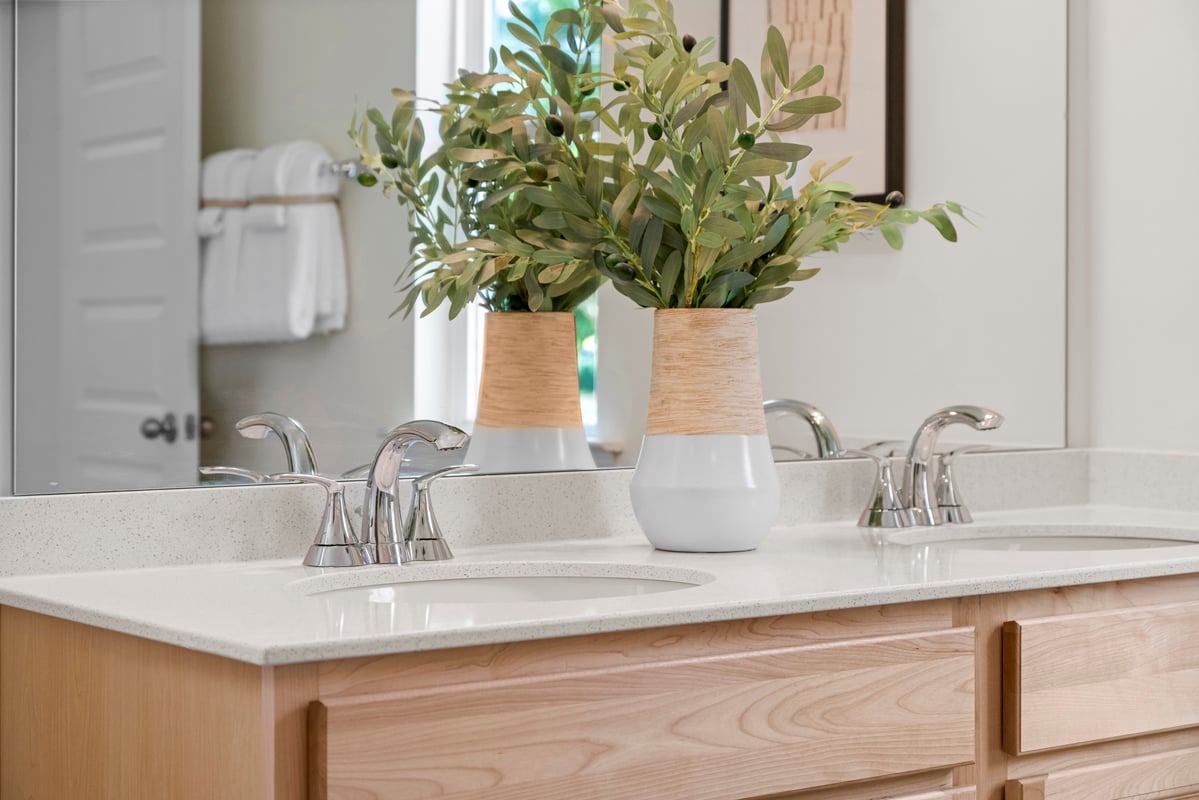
[2,448,1199,799]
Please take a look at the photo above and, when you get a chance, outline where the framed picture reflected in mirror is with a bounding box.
[719,0,905,203]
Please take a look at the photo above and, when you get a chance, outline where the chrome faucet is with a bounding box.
[362,420,471,564]
[764,399,844,459]
[901,405,1004,526]
[236,413,319,475]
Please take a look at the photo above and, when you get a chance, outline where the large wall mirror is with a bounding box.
[6,0,1066,495]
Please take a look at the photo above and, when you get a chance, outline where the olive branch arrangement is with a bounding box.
[354,0,966,318]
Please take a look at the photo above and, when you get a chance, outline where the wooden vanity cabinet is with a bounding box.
[1,599,975,800]
[5,572,1199,800]
[985,576,1199,800]
[306,601,974,800]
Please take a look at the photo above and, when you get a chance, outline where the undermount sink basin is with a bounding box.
[888,524,1199,552]
[293,562,714,604]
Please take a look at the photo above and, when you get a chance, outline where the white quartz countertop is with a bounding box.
[4,504,1199,665]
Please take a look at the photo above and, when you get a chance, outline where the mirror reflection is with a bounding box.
[8,0,1066,495]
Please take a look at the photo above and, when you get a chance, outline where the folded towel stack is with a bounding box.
[198,141,349,345]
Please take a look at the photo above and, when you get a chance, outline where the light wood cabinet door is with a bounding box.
[1002,600,1199,754]
[310,622,976,800]
[1005,745,1199,799]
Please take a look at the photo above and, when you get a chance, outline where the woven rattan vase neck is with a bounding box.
[475,312,584,430]
[645,309,767,436]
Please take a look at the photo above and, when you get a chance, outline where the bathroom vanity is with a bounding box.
[3,568,1199,800]
[2,450,1199,799]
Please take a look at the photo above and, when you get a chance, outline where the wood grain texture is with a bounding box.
[645,308,767,436]
[1002,574,1199,620]
[475,311,585,429]
[317,600,958,699]
[955,594,1012,800]
[771,773,972,800]
[1003,600,1199,754]
[311,627,975,800]
[1002,619,1023,756]
[269,662,321,800]
[310,700,330,800]
[1005,778,1046,800]
[1011,727,1199,786]
[1005,746,1199,800]
[0,606,269,799]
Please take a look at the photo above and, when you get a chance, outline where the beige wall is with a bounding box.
[199,0,418,476]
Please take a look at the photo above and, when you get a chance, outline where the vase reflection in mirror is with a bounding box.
[631,309,780,552]
[465,312,596,474]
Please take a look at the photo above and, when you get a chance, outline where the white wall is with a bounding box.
[1074,0,1199,452]
[0,0,12,494]
[600,0,1068,460]
[199,0,418,475]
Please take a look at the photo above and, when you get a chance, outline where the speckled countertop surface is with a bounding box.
[3,503,1199,665]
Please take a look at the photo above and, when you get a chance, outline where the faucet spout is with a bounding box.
[361,420,470,563]
[901,405,1003,526]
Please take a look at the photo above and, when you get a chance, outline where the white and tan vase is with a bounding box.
[630,309,780,551]
[466,312,596,474]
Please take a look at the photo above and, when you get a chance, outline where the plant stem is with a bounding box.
[680,88,798,306]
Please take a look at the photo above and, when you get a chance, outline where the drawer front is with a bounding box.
[1005,746,1199,800]
[310,628,975,800]
[776,786,976,800]
[1003,601,1199,754]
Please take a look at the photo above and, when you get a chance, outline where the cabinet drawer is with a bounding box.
[310,627,975,800]
[1006,745,1199,800]
[777,785,976,800]
[1003,601,1199,755]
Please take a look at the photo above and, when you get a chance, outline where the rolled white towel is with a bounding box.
[207,141,348,344]
[229,142,321,342]
[273,141,347,335]
[312,180,349,334]
[199,148,256,344]
[196,207,224,238]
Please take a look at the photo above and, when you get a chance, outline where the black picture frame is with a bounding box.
[719,0,905,204]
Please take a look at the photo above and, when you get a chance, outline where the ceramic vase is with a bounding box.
[630,308,780,552]
[465,311,596,474]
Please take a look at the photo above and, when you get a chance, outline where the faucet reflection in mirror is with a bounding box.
[234,413,319,475]
[764,399,844,459]
[199,412,317,485]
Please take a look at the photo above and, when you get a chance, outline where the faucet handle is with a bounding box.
[400,465,480,563]
[934,445,990,524]
[199,466,270,484]
[844,450,913,529]
[272,473,375,567]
